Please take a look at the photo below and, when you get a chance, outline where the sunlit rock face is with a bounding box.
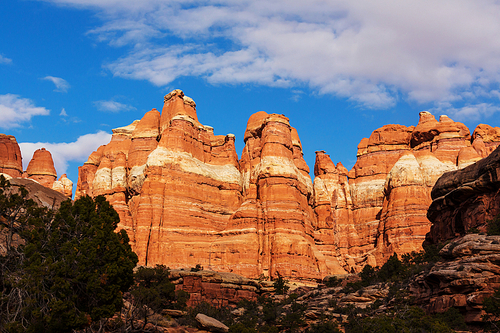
[76,90,243,272]
[76,91,500,280]
[76,91,336,280]
[26,148,58,189]
[213,111,330,280]
[313,111,500,272]
[0,137,73,197]
[0,134,23,178]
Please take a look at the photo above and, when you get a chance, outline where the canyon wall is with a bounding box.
[70,91,500,280]
[313,112,500,270]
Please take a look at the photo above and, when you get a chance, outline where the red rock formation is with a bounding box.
[75,91,500,280]
[52,174,73,197]
[212,111,330,280]
[0,137,72,197]
[412,234,500,322]
[76,90,242,274]
[315,111,500,272]
[0,134,23,178]
[26,148,57,188]
[472,124,500,155]
[169,270,261,307]
[426,144,500,244]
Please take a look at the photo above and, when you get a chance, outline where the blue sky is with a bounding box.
[2,0,500,189]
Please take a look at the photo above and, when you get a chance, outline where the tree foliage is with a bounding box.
[0,177,138,332]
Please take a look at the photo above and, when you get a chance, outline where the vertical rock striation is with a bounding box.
[213,112,329,280]
[75,91,500,279]
[0,134,23,178]
[313,112,500,271]
[0,137,72,197]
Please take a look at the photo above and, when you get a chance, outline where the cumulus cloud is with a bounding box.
[0,55,12,64]
[42,76,71,92]
[19,131,112,175]
[0,94,50,128]
[445,103,500,122]
[93,99,136,112]
[43,0,500,109]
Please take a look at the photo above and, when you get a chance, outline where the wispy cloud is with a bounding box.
[19,131,112,175]
[0,55,12,64]
[0,94,50,128]
[43,0,500,110]
[42,76,71,92]
[93,99,136,112]
[60,108,68,116]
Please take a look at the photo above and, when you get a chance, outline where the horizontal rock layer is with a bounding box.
[75,91,500,279]
[0,138,73,197]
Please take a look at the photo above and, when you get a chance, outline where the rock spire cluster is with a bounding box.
[75,91,500,279]
[0,134,72,197]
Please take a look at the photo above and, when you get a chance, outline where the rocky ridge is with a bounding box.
[75,90,500,280]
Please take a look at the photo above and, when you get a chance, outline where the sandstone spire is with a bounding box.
[0,134,23,178]
[26,148,57,188]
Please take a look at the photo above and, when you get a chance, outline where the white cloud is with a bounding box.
[93,100,136,112]
[19,131,112,175]
[0,55,12,64]
[444,103,500,122]
[60,108,68,116]
[0,94,50,128]
[43,0,500,109]
[42,76,71,92]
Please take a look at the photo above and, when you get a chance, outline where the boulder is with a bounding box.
[195,313,229,332]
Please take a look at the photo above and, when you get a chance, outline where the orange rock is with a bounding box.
[472,124,500,155]
[76,90,242,274]
[75,91,500,280]
[376,152,431,262]
[0,134,23,178]
[314,111,487,272]
[52,174,73,197]
[214,111,330,280]
[26,148,57,188]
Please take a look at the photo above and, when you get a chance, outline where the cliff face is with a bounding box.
[211,111,328,280]
[0,134,23,178]
[76,90,243,271]
[426,143,500,244]
[314,112,500,271]
[76,90,500,279]
[0,137,73,197]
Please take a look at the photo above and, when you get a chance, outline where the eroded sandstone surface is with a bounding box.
[0,137,73,197]
[412,234,500,322]
[75,90,500,280]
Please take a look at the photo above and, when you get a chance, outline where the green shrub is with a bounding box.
[0,186,138,332]
[487,215,500,235]
[273,272,290,295]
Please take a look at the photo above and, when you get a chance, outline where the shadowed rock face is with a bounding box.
[412,234,500,323]
[75,91,500,279]
[426,144,500,244]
